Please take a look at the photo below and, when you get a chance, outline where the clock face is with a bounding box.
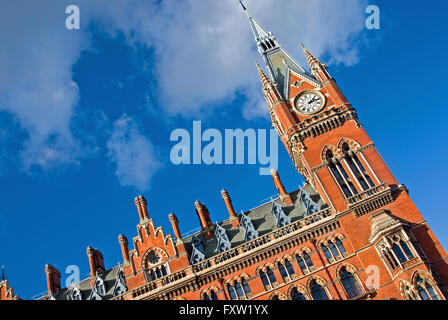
[295,91,324,115]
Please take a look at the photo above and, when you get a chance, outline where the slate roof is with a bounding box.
[183,184,327,260]
[39,265,125,300]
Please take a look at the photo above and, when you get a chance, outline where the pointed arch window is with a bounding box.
[340,268,363,299]
[416,276,439,300]
[260,267,277,290]
[297,252,314,274]
[310,280,329,300]
[227,280,251,300]
[335,238,347,255]
[342,143,375,191]
[327,150,358,198]
[228,284,237,300]
[321,239,346,263]
[203,290,218,300]
[292,288,306,300]
[278,260,295,282]
[389,235,415,263]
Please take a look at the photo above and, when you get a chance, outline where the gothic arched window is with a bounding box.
[278,263,288,281]
[260,271,270,290]
[267,267,277,284]
[342,143,375,191]
[327,150,358,198]
[416,276,439,300]
[340,268,363,299]
[228,284,237,300]
[285,260,295,276]
[310,280,329,300]
[242,279,251,296]
[292,288,306,300]
[260,267,276,290]
[335,238,347,255]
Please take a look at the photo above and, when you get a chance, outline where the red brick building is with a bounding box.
[3,4,448,301]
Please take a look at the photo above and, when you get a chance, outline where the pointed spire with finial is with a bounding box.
[300,43,331,81]
[255,62,276,90]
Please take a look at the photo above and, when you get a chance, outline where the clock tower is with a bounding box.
[243,2,448,299]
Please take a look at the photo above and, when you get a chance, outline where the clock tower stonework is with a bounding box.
[247,4,448,299]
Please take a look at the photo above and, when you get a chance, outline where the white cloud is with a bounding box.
[106,114,161,191]
[0,1,89,170]
[0,0,367,175]
[93,0,368,117]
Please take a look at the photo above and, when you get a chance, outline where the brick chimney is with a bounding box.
[169,213,182,241]
[221,189,240,228]
[134,195,149,221]
[195,200,214,240]
[118,234,129,262]
[271,168,293,206]
[45,264,61,296]
[86,247,105,277]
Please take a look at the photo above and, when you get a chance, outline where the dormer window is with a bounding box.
[94,277,105,296]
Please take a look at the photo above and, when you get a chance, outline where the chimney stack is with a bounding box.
[134,195,149,221]
[195,200,214,240]
[86,247,105,277]
[221,189,240,228]
[45,264,61,297]
[271,168,293,206]
[118,234,129,262]
[169,213,183,241]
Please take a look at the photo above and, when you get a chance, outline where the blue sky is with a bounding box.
[0,0,447,299]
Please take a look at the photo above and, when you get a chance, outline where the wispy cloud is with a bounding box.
[106,114,161,191]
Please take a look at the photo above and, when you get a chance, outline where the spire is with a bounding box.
[255,62,275,90]
[300,43,331,82]
[240,2,317,98]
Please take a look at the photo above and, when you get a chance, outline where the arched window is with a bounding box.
[321,245,332,261]
[228,284,237,300]
[260,267,277,290]
[260,271,270,289]
[392,243,407,263]
[242,279,251,296]
[335,238,347,255]
[383,249,399,270]
[327,150,358,198]
[203,290,219,300]
[310,280,329,300]
[328,241,340,258]
[342,143,375,190]
[340,268,363,299]
[161,265,167,276]
[278,263,288,281]
[400,240,414,260]
[285,260,295,276]
[303,252,313,268]
[416,276,439,300]
[267,267,277,284]
[292,288,306,300]
[297,255,307,273]
[95,278,105,296]
[235,282,244,297]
